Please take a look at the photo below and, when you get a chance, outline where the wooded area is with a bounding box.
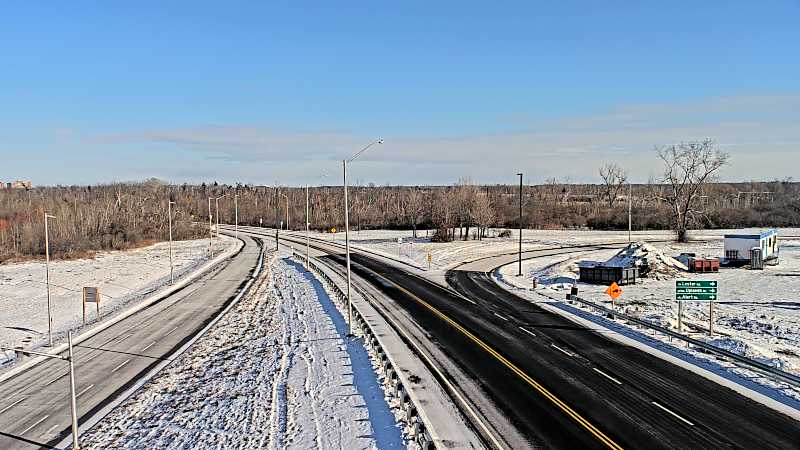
[2,176,798,262]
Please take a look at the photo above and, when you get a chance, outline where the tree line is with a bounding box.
[2,142,798,261]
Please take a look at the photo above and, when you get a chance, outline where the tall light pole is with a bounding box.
[208,197,214,257]
[44,212,56,347]
[280,193,289,230]
[168,201,175,284]
[234,193,239,240]
[344,139,383,335]
[628,182,632,244]
[517,173,523,277]
[1,331,80,448]
[305,184,310,268]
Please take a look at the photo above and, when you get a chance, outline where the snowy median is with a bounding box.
[80,252,409,449]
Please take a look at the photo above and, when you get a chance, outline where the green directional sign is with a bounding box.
[676,280,718,301]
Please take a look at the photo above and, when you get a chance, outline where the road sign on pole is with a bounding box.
[676,280,717,301]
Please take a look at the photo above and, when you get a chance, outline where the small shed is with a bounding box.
[723,229,779,265]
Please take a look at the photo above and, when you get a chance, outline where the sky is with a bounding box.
[1,1,799,186]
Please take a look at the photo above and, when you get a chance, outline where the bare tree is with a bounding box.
[656,139,730,242]
[404,188,426,238]
[599,163,628,208]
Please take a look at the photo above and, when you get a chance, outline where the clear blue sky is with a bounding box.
[2,1,799,185]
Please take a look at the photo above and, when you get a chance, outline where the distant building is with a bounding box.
[723,229,779,265]
[9,180,32,189]
[0,181,4,189]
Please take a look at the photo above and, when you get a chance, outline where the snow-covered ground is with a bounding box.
[307,228,681,270]
[307,227,800,271]
[495,232,800,402]
[80,254,408,450]
[0,236,238,354]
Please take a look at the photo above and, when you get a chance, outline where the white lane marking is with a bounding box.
[76,384,94,398]
[493,312,509,321]
[652,401,695,426]
[164,326,179,337]
[44,375,63,386]
[519,326,537,337]
[142,341,156,352]
[20,415,49,435]
[45,424,60,435]
[593,367,622,385]
[111,359,131,373]
[551,343,574,357]
[0,398,24,414]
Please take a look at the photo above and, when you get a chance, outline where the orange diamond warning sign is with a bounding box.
[605,282,623,299]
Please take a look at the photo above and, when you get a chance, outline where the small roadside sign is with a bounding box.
[676,280,717,301]
[605,282,623,299]
[82,286,100,324]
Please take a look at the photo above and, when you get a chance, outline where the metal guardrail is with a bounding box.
[293,255,436,450]
[564,294,800,388]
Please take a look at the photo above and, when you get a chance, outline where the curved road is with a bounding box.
[0,234,262,449]
[245,226,800,449]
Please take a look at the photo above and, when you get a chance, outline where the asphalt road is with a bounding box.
[243,227,800,449]
[0,234,261,449]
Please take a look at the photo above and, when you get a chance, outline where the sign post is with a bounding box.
[676,280,718,335]
[82,287,100,325]
[427,253,432,270]
[605,282,623,312]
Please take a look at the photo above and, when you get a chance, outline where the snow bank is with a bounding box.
[81,254,406,449]
[603,241,688,278]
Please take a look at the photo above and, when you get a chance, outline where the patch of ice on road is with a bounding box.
[80,254,405,450]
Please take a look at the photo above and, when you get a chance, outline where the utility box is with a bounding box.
[751,248,764,270]
[579,265,638,285]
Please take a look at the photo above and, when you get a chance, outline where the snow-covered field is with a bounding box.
[495,232,800,402]
[306,228,679,270]
[0,236,238,353]
[81,253,406,450]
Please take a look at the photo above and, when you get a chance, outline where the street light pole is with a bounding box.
[343,139,383,336]
[215,197,220,238]
[517,173,523,277]
[67,331,80,450]
[343,159,353,335]
[628,182,632,244]
[168,201,175,284]
[208,197,213,257]
[2,332,80,449]
[44,212,56,347]
[234,193,239,240]
[305,184,310,269]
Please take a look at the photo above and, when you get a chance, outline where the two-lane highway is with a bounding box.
[0,234,262,449]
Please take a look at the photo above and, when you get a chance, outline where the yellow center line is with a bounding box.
[380,273,624,450]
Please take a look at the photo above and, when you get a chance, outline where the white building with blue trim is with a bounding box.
[723,229,779,265]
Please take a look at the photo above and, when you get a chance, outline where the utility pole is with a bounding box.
[305,184,310,269]
[517,173,523,277]
[280,193,289,230]
[44,212,56,347]
[168,201,175,284]
[208,197,213,257]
